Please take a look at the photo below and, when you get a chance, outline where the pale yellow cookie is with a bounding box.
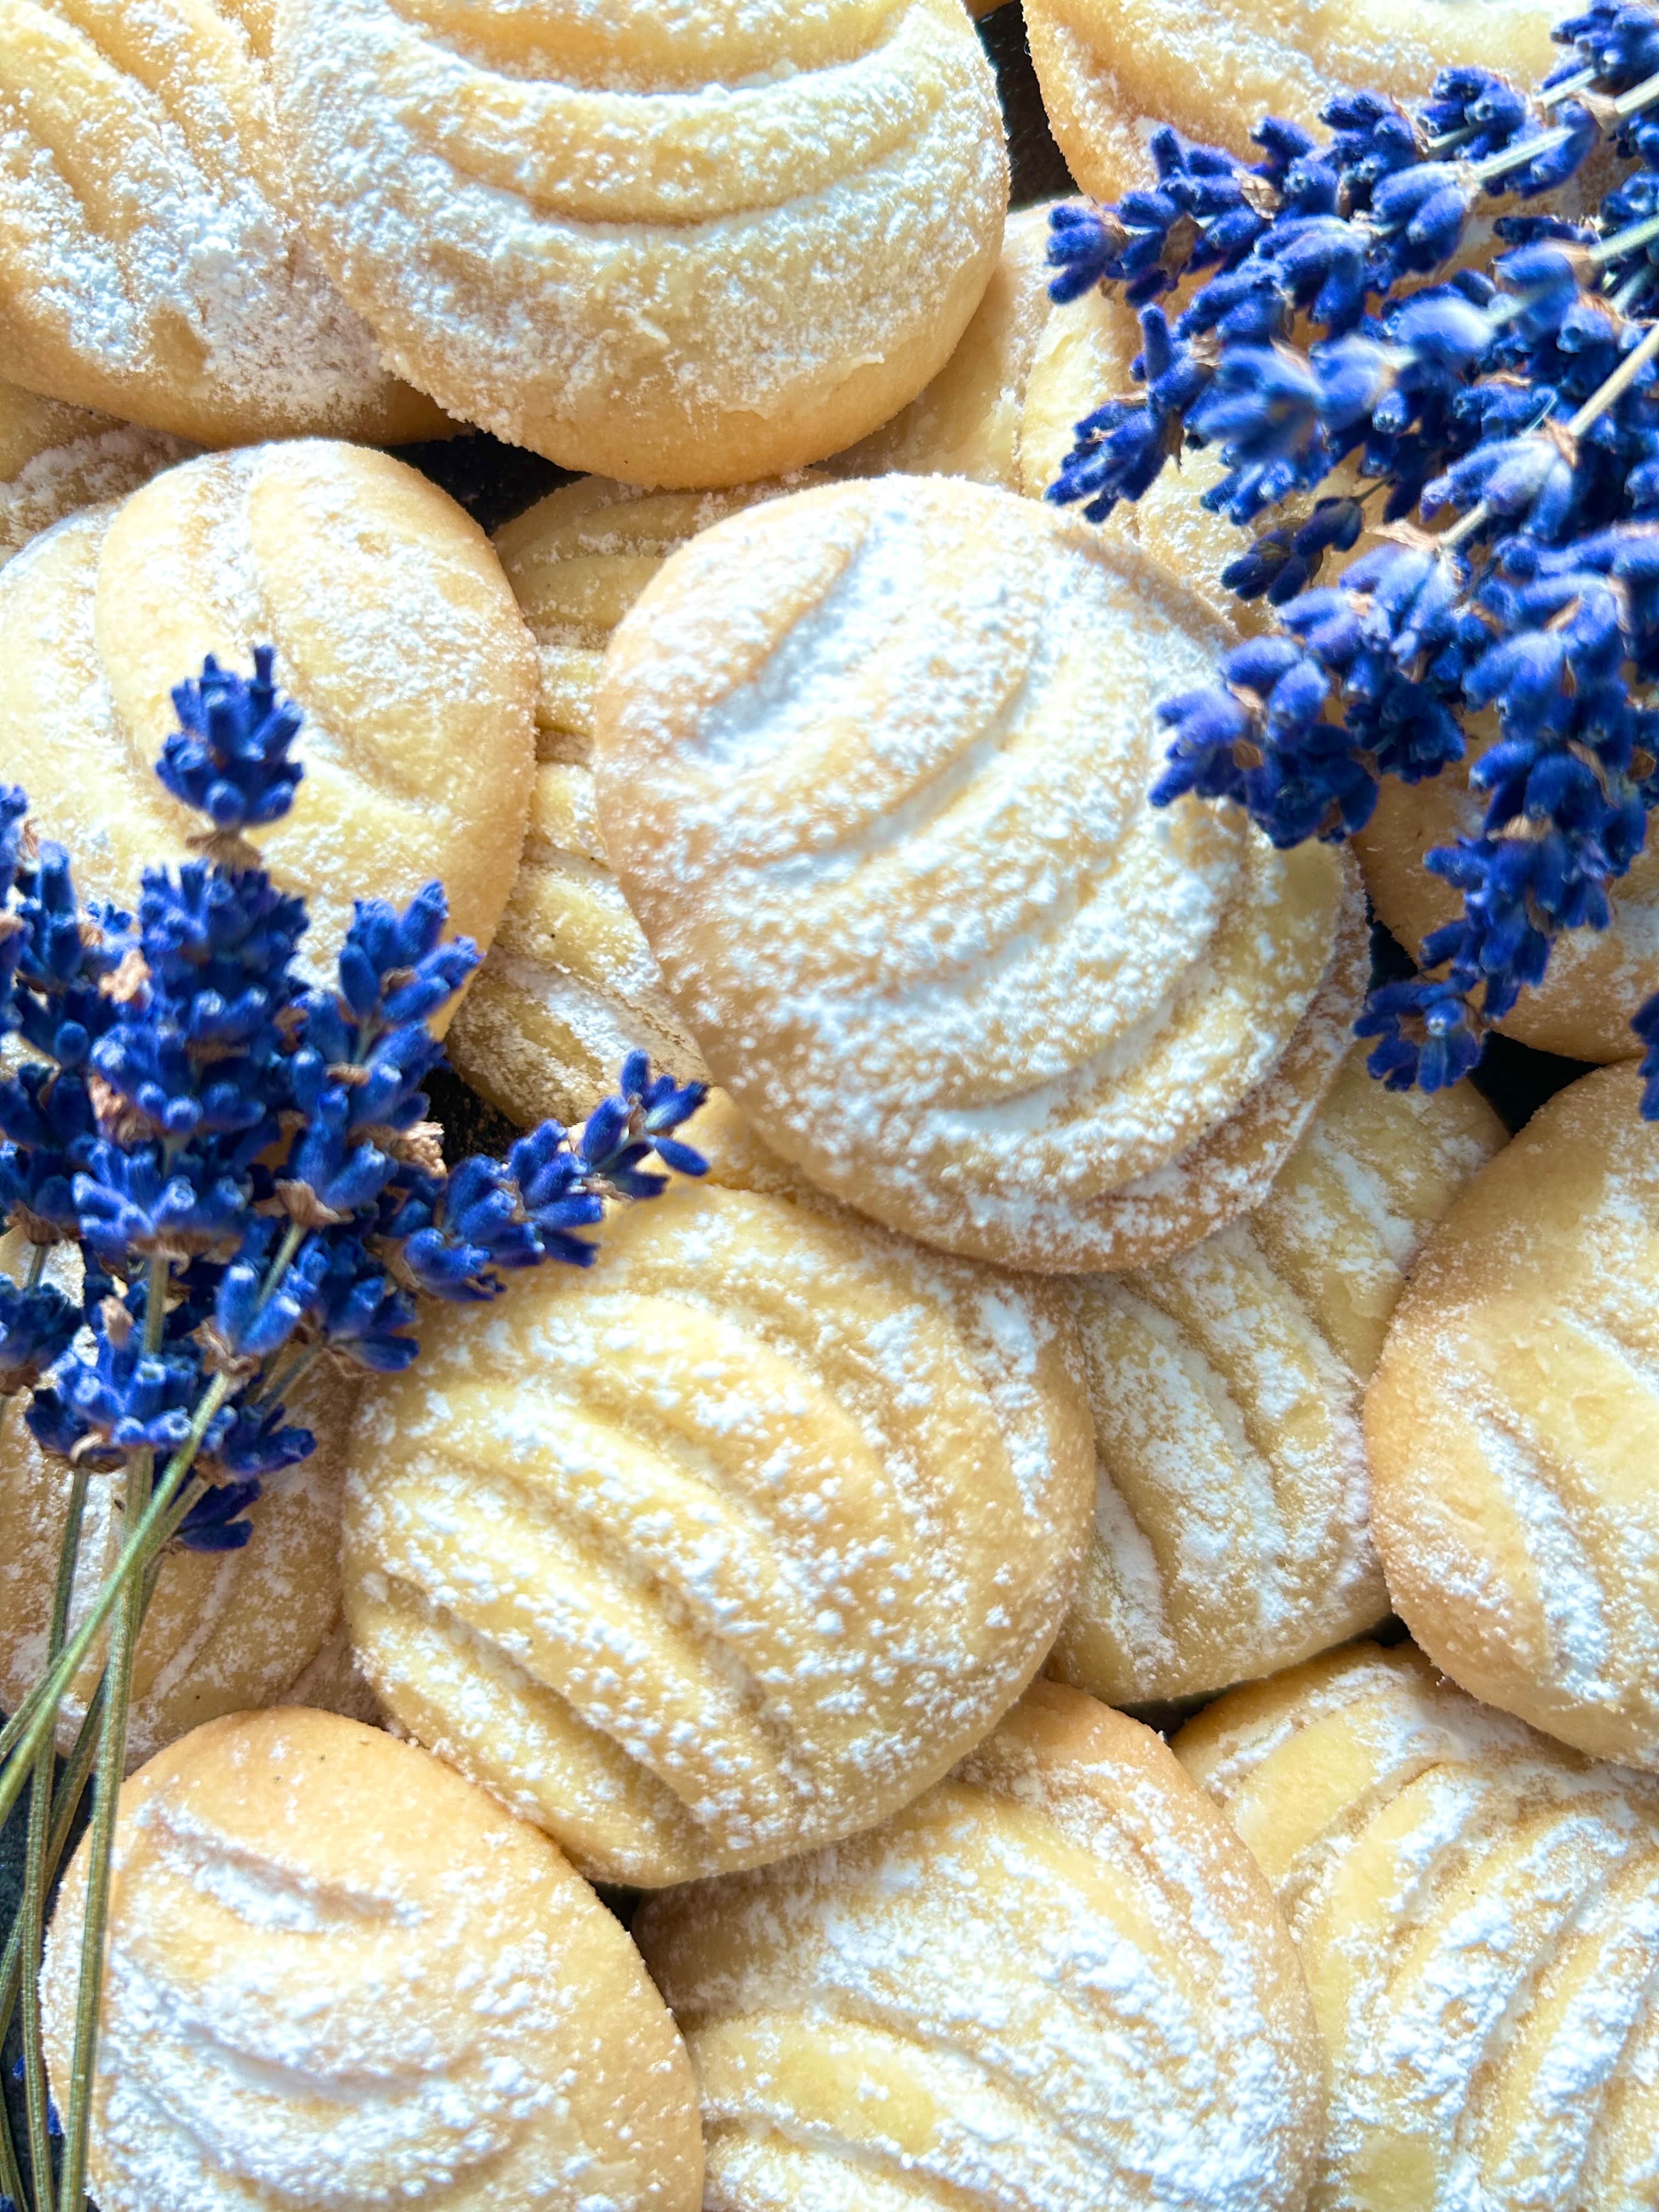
[1047,1053,1505,1708]
[595,473,1367,1271]
[1024,0,1558,203]
[447,476,820,1127]
[42,1708,704,2212]
[341,1135,1095,1887]
[0,1,444,445]
[1367,1063,1659,1769]
[271,0,1008,488]
[0,442,536,1001]
[1357,737,1659,1062]
[635,1677,1324,2211]
[0,379,189,572]
[1177,1639,1659,2212]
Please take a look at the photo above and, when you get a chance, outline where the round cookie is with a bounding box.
[1048,1053,1505,1709]
[595,473,1368,1272]
[0,1,444,445]
[0,379,189,573]
[271,0,1009,488]
[635,1677,1323,2211]
[1357,738,1659,1063]
[42,1707,704,2212]
[447,476,819,1128]
[0,1231,374,1768]
[1367,1063,1659,1769]
[1177,1639,1659,2212]
[1024,0,1558,205]
[0,441,537,997]
[341,1139,1095,1886]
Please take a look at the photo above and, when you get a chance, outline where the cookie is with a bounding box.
[1367,1062,1659,1768]
[0,1,444,445]
[42,1708,704,2212]
[0,441,536,997]
[0,379,189,572]
[595,473,1368,1271]
[1178,1639,1659,2211]
[271,0,1008,487]
[635,1677,1323,2211]
[1024,0,1557,203]
[1357,738,1659,1062]
[446,477,819,1127]
[341,1142,1094,1886]
[1048,1054,1504,1709]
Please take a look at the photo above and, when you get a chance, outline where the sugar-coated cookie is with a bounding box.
[635,1678,1323,2211]
[595,474,1367,1271]
[1048,1053,1504,1709]
[42,1708,703,2212]
[1178,1640,1659,2211]
[342,1147,1094,1886]
[271,0,1008,488]
[1358,743,1659,1062]
[1367,1063,1659,1769]
[0,380,189,572]
[0,1233,373,1767]
[1024,0,1556,204]
[0,1,444,446]
[0,442,535,997]
[447,476,817,1127]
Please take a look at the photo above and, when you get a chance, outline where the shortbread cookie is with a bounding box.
[42,1708,703,2212]
[342,1155,1094,1886]
[1024,0,1557,202]
[448,476,817,1128]
[0,380,189,572]
[272,0,1008,488]
[1358,743,1659,1062]
[0,1,444,445]
[596,474,1368,1271]
[0,442,536,997]
[1367,1063,1659,1768]
[0,1233,370,1767]
[1048,1056,1504,1708]
[1178,1639,1659,2212]
[636,1678,1323,2211]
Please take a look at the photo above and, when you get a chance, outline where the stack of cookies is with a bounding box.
[2,6,1655,2211]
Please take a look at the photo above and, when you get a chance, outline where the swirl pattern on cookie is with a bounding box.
[343,1158,1094,1886]
[272,0,1008,487]
[595,474,1367,1270]
[1049,1056,1504,1707]
[0,441,536,996]
[636,1678,1323,2211]
[1024,0,1556,202]
[0,379,189,572]
[1368,1063,1659,1768]
[0,1,443,444]
[42,1709,704,2211]
[1178,1640,1659,2211]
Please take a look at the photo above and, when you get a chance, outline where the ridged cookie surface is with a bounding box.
[1178,1640,1659,2212]
[1368,1063,1659,1768]
[0,379,189,571]
[272,0,1008,486]
[596,473,1366,1270]
[1024,0,1556,202]
[342,1163,1094,1886]
[43,1709,703,2212]
[636,1678,1324,2211]
[0,441,536,996]
[1048,1055,1503,1707]
[0,0,443,443]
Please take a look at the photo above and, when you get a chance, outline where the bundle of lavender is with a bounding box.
[1046,1,1659,1114]
[0,657,706,2212]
